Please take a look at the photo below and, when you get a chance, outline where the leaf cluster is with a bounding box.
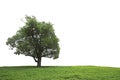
[6,16,60,59]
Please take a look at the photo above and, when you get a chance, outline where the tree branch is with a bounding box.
[33,57,38,62]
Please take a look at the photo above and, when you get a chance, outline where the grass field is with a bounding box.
[0,66,120,80]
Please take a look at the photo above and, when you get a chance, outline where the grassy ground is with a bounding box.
[0,66,120,80]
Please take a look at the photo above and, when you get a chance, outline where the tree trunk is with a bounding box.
[37,57,42,67]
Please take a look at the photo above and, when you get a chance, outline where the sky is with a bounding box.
[0,0,120,67]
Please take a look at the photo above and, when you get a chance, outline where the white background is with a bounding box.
[0,0,120,67]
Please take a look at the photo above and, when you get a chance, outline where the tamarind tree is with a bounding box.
[6,16,60,67]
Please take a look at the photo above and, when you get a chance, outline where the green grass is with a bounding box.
[0,66,120,80]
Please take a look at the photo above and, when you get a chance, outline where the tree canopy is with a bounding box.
[6,16,60,67]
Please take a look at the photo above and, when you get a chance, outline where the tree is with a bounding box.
[6,16,60,67]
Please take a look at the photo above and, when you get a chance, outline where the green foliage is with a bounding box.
[6,16,60,66]
[0,66,120,80]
